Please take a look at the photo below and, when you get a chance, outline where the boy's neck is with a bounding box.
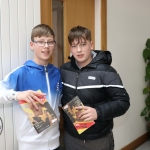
[33,59,49,66]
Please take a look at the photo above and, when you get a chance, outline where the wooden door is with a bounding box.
[63,0,95,62]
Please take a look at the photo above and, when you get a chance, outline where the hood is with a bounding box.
[24,60,54,72]
[91,50,112,65]
[69,50,112,68]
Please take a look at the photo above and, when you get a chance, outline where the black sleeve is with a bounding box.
[95,70,130,121]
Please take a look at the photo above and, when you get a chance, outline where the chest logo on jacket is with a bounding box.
[0,117,3,135]
[88,76,96,80]
[56,82,60,92]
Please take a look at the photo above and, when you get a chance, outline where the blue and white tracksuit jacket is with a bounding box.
[0,60,62,150]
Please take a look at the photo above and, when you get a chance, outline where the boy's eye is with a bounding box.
[70,45,76,48]
[81,43,86,46]
[47,41,54,45]
[38,41,45,44]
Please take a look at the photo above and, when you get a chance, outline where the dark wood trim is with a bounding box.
[121,132,149,150]
[101,0,107,50]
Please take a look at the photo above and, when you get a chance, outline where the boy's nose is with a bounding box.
[77,45,81,52]
[44,42,49,47]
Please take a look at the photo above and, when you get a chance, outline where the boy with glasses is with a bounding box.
[60,26,130,150]
[0,24,62,150]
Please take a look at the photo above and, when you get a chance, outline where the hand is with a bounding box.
[16,90,46,110]
[75,106,97,121]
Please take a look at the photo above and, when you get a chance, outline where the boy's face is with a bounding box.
[30,36,55,65]
[70,38,93,68]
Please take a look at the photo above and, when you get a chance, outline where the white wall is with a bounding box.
[0,0,40,150]
[106,0,150,150]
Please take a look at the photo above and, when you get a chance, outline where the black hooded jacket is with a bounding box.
[60,50,130,140]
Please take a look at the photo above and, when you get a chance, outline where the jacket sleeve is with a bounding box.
[0,70,20,104]
[0,89,19,103]
[95,70,130,121]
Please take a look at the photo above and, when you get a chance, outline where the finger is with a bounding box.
[32,91,46,97]
[84,117,92,121]
[80,114,90,120]
[33,96,44,105]
[77,111,86,119]
[27,96,38,109]
[25,97,34,109]
[29,91,44,101]
[75,106,84,110]
[78,110,88,118]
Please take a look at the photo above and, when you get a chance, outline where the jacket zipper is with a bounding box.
[74,71,80,96]
[44,66,52,106]
[75,70,86,144]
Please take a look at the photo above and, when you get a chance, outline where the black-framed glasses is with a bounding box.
[33,40,56,47]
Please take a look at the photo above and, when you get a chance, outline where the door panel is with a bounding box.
[63,0,95,62]
[40,0,52,27]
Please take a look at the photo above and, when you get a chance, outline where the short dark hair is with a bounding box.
[31,24,55,41]
[68,26,91,45]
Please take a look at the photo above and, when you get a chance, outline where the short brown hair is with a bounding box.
[31,24,55,41]
[68,26,91,45]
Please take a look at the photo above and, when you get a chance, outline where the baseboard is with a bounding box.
[121,132,149,150]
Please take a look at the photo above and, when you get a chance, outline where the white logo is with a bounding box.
[56,82,59,92]
[0,118,3,135]
[88,76,96,80]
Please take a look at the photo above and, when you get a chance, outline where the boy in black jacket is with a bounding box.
[60,26,130,150]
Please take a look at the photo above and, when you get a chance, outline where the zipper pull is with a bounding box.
[44,66,48,72]
[84,140,85,144]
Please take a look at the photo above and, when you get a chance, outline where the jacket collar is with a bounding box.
[70,50,112,69]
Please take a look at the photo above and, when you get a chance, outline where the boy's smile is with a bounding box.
[77,54,84,58]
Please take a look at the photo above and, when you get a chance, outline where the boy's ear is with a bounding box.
[90,41,94,50]
[30,41,34,50]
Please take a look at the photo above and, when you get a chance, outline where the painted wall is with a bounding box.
[106,0,150,149]
[0,0,40,150]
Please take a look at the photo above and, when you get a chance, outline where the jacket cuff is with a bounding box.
[95,107,102,121]
[6,90,19,101]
